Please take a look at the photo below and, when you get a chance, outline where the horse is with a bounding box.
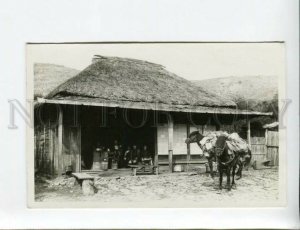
[214,135,239,190]
[185,130,252,180]
[185,130,216,178]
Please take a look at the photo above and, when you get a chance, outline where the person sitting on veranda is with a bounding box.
[123,146,131,167]
[132,145,141,164]
[100,147,109,162]
[125,145,139,165]
[117,144,124,167]
[141,145,153,165]
[106,148,113,168]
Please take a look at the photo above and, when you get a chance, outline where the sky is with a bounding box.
[27,43,284,81]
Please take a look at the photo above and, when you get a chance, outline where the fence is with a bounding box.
[250,137,266,162]
[251,130,279,166]
[34,123,57,174]
[266,130,279,166]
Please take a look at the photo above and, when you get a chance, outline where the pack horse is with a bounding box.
[185,130,252,190]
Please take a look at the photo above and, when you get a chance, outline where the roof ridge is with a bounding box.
[92,55,165,69]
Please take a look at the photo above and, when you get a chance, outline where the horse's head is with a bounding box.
[185,130,204,144]
[214,135,228,157]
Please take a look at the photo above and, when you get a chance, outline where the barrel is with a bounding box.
[173,164,183,172]
[111,162,118,170]
[92,162,101,171]
[100,161,108,171]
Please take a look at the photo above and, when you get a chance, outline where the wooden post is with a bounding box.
[58,106,63,175]
[247,119,251,148]
[154,127,158,171]
[34,131,36,171]
[49,120,54,175]
[168,115,174,173]
[132,168,137,176]
[78,125,82,172]
[186,124,190,172]
[265,128,268,159]
[43,125,46,170]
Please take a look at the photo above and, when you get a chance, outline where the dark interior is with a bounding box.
[80,107,156,170]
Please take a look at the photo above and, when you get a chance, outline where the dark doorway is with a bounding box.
[80,107,156,170]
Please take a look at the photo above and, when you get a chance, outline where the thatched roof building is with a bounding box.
[34,63,80,98]
[35,55,272,175]
[40,55,269,115]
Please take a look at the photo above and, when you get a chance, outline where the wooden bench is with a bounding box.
[72,172,95,181]
[128,165,158,176]
[72,173,96,195]
[158,160,207,165]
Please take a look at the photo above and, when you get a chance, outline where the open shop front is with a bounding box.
[80,106,156,171]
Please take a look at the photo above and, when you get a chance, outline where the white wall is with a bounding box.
[157,123,188,155]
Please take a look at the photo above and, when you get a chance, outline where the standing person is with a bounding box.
[112,140,120,169]
[118,144,124,168]
[113,140,119,153]
[107,148,112,169]
[112,140,119,158]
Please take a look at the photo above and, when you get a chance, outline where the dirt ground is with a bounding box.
[35,168,280,207]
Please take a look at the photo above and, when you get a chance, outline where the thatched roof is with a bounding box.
[46,55,236,109]
[34,63,80,98]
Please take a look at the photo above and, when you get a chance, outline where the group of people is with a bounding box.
[91,140,154,169]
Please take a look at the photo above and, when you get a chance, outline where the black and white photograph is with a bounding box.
[28,43,285,207]
[0,0,298,228]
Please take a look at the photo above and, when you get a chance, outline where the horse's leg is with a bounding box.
[226,168,231,191]
[239,163,243,179]
[208,158,214,178]
[236,160,243,180]
[232,165,237,189]
[218,165,223,190]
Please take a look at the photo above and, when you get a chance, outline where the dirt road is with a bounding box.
[35,168,280,207]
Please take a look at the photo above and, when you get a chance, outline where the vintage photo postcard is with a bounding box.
[26,42,286,208]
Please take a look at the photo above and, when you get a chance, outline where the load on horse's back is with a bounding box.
[226,132,252,177]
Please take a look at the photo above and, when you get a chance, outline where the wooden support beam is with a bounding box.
[265,129,268,159]
[186,124,191,172]
[49,122,54,174]
[247,119,251,148]
[78,125,82,173]
[168,115,174,173]
[154,127,158,169]
[43,125,46,169]
[58,106,63,175]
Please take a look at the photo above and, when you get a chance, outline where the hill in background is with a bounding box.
[194,75,279,130]
[193,75,278,114]
[34,63,80,98]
